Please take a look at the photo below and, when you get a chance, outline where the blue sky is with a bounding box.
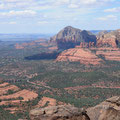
[0,0,120,33]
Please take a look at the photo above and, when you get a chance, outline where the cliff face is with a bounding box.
[50,26,96,50]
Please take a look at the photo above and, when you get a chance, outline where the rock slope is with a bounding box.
[50,26,96,50]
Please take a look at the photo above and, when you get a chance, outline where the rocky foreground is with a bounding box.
[29,96,120,120]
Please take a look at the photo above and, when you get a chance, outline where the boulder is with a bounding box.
[87,96,120,120]
[30,105,90,120]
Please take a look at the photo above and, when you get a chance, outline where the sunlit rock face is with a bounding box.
[56,47,102,65]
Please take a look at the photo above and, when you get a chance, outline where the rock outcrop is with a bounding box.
[87,96,120,120]
[50,26,96,50]
[97,29,120,48]
[30,96,120,120]
[56,47,102,65]
[30,105,90,120]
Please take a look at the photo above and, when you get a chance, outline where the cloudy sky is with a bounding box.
[0,0,120,33]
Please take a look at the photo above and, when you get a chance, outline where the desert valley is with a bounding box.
[0,26,120,120]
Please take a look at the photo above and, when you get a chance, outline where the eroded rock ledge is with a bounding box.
[30,96,120,120]
[30,105,90,120]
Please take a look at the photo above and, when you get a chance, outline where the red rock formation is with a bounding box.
[96,29,120,48]
[97,36,117,48]
[56,47,102,65]
[50,26,96,50]
[91,48,120,61]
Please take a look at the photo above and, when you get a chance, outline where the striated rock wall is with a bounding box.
[91,48,120,61]
[56,47,102,65]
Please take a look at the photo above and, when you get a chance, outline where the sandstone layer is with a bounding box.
[91,48,120,61]
[56,47,102,65]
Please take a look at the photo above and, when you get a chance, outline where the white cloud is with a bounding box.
[38,21,49,24]
[104,7,120,12]
[80,0,97,5]
[9,21,17,24]
[0,10,37,17]
[55,0,69,5]
[97,15,117,21]
[0,0,117,10]
[0,21,17,24]
[68,4,79,8]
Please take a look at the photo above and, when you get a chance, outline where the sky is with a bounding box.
[0,0,120,34]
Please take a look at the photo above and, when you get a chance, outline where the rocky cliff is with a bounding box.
[50,26,96,50]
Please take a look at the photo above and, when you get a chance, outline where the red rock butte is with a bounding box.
[56,47,102,65]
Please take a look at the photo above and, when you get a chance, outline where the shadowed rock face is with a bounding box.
[29,105,90,120]
[50,26,96,50]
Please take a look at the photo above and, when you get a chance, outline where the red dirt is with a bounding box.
[37,97,65,108]
[0,82,9,87]
[0,85,19,96]
[0,89,38,102]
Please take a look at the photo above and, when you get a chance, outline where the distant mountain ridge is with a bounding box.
[50,26,96,50]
